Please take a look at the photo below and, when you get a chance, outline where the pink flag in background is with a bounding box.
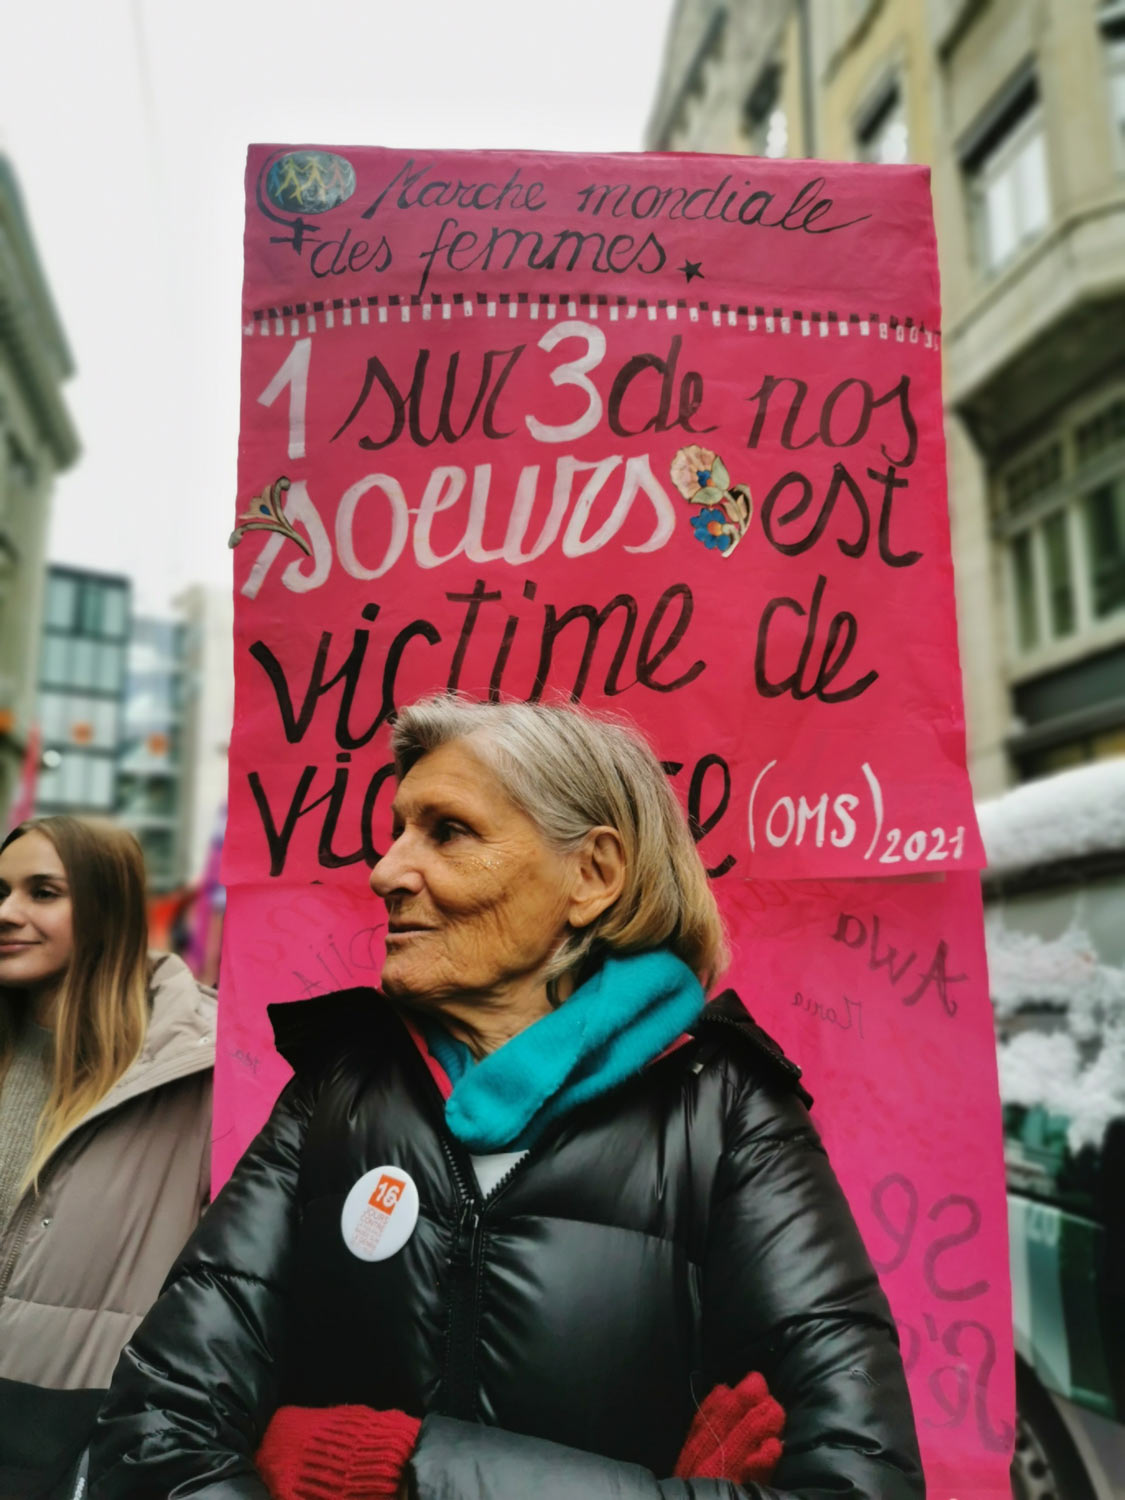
[222,144,1012,1498]
[6,724,41,831]
[187,805,226,984]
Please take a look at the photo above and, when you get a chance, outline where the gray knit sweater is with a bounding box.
[0,1020,53,1232]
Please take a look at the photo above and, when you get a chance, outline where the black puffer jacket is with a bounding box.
[90,987,923,1499]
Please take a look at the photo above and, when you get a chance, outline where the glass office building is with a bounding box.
[35,566,130,814]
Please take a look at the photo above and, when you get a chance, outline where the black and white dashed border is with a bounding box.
[243,291,940,348]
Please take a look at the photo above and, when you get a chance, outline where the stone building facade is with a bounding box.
[0,158,79,822]
[647,0,1125,794]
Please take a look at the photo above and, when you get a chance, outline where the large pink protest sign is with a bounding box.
[228,144,983,884]
[221,144,1011,1496]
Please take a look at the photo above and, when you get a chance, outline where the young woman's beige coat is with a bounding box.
[0,953,214,1458]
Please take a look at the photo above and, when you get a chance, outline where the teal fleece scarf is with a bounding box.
[421,949,705,1152]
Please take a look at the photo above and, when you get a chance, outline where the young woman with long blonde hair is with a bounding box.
[0,816,215,1499]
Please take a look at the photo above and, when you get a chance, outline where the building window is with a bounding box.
[138,827,175,882]
[1001,390,1125,658]
[1075,395,1125,465]
[39,691,118,748]
[857,87,909,165]
[94,641,124,693]
[976,110,1048,269]
[71,637,95,685]
[1041,510,1075,636]
[57,754,84,806]
[963,75,1050,274]
[35,760,60,806]
[1101,2,1125,163]
[102,585,129,640]
[39,749,116,811]
[45,575,77,631]
[1005,441,1063,518]
[762,110,789,158]
[42,634,71,686]
[1083,476,1125,618]
[119,773,176,817]
[87,756,114,809]
[1010,530,1039,652]
[39,691,67,743]
[1020,724,1125,778]
[1111,38,1125,161]
[77,581,104,637]
[743,64,788,159]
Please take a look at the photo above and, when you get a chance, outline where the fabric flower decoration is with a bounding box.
[672,447,752,559]
[725,482,753,531]
[670,446,730,502]
[228,475,312,557]
[691,508,735,551]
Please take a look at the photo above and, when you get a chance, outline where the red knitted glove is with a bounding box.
[674,1371,785,1482]
[257,1405,420,1499]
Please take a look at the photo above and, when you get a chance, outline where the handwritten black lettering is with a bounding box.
[606,335,716,438]
[309,228,393,279]
[869,1173,919,1274]
[575,173,870,235]
[755,575,878,703]
[250,605,442,749]
[414,216,666,297]
[361,158,547,218]
[832,913,966,1017]
[746,372,916,467]
[248,760,396,877]
[900,939,967,1017]
[792,989,865,1038]
[531,595,640,701]
[924,1196,990,1301]
[687,753,735,878]
[331,344,524,450]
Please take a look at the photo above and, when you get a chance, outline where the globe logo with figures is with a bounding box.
[265,150,357,215]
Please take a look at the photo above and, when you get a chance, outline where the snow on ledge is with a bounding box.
[977,757,1125,875]
[988,921,1125,1152]
[986,920,1125,1019]
[999,1025,1125,1154]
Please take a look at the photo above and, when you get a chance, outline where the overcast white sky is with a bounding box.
[1,0,675,612]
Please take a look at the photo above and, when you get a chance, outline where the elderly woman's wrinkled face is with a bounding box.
[370,740,578,1007]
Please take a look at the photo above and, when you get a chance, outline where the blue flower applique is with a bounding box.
[690,508,733,552]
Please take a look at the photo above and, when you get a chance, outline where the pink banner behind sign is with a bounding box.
[724,873,1013,1499]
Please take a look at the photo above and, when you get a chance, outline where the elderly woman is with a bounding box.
[90,696,923,1500]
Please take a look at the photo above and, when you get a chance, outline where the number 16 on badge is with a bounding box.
[341,1166,419,1262]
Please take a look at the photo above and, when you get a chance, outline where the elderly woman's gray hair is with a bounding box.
[390,695,728,987]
